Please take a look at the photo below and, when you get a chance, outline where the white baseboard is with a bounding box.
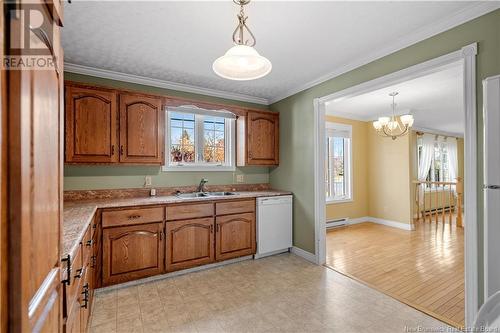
[366,217,413,230]
[348,216,371,225]
[329,216,413,231]
[291,246,317,264]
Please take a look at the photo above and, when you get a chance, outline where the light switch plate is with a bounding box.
[145,176,152,186]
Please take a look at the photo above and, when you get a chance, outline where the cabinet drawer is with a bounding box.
[216,199,255,215]
[64,243,83,318]
[102,207,164,227]
[166,203,213,221]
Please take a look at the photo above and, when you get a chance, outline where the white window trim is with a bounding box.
[325,122,353,203]
[162,110,236,172]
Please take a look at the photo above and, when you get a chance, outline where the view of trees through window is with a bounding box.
[326,136,349,199]
[169,112,225,164]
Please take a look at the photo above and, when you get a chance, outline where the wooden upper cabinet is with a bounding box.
[65,85,118,163]
[119,93,164,164]
[237,111,279,166]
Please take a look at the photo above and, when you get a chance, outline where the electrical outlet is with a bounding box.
[145,176,152,187]
[236,174,245,183]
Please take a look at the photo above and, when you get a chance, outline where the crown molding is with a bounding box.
[412,126,464,138]
[269,1,500,104]
[64,63,270,106]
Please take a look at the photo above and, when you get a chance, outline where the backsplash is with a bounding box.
[64,165,270,190]
[64,183,271,201]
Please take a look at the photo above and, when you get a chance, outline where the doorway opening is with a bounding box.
[313,43,478,328]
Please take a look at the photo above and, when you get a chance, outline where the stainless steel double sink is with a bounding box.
[175,191,237,199]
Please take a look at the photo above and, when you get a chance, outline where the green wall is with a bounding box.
[270,10,500,302]
[64,73,270,190]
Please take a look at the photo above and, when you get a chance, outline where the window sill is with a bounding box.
[162,165,236,172]
[326,198,353,204]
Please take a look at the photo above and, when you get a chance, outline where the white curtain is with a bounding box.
[447,138,458,182]
[418,134,435,203]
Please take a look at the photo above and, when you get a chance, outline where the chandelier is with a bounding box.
[212,0,272,81]
[372,92,414,140]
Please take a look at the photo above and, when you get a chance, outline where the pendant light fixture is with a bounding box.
[372,92,414,140]
[213,0,272,81]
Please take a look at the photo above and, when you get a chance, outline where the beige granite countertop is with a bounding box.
[62,190,292,260]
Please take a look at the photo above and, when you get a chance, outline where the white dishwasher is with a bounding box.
[255,195,293,259]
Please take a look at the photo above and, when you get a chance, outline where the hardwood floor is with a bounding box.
[326,221,464,328]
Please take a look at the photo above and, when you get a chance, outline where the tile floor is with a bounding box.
[89,254,456,333]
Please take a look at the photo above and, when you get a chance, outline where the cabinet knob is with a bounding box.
[128,215,141,220]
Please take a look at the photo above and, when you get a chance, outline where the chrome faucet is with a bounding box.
[198,178,208,193]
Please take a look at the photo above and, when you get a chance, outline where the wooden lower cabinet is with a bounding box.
[64,298,81,333]
[102,222,164,286]
[216,213,256,261]
[80,268,91,333]
[166,217,215,272]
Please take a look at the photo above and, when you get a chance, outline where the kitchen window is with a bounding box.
[326,122,352,203]
[163,106,236,171]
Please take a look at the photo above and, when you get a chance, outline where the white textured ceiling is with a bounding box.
[62,1,494,104]
[326,63,464,136]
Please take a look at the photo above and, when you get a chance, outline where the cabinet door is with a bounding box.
[216,213,256,261]
[79,268,91,333]
[119,93,164,164]
[166,218,215,272]
[7,5,63,331]
[65,85,118,163]
[63,297,81,333]
[102,223,164,286]
[247,111,279,165]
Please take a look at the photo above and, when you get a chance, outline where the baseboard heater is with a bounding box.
[326,218,348,229]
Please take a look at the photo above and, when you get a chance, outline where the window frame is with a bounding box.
[417,137,451,190]
[162,109,236,172]
[325,122,353,203]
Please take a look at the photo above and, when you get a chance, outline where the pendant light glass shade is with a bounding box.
[213,45,272,81]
